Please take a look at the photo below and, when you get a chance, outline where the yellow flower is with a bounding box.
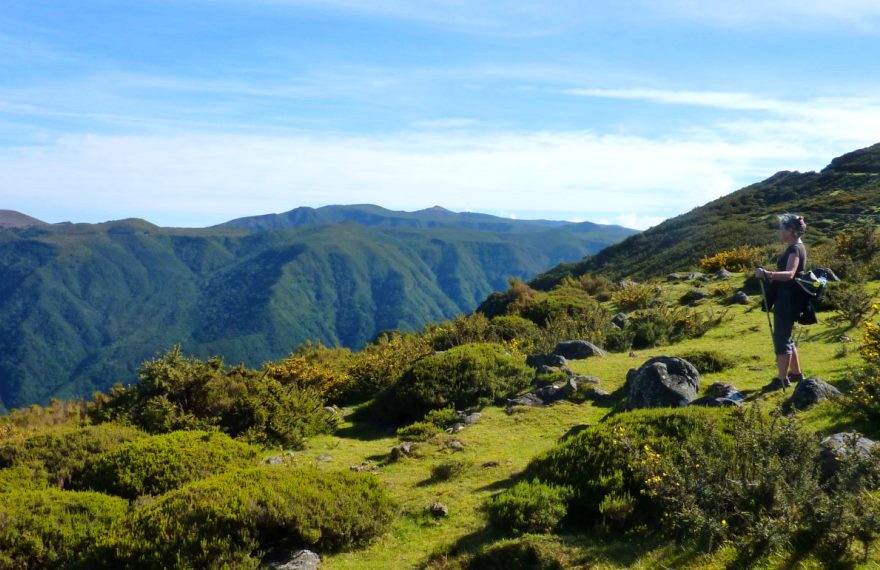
[721,519,727,526]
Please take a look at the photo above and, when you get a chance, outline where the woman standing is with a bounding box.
[755,214,808,389]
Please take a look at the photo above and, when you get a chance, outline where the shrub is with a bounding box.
[864,303,880,363]
[430,458,472,482]
[523,407,723,526]
[636,404,880,559]
[88,346,337,449]
[611,282,656,311]
[678,350,736,374]
[0,423,146,488]
[342,331,434,403]
[520,286,609,329]
[711,283,734,297]
[428,313,493,351]
[488,480,572,535]
[397,421,442,442]
[462,536,566,570]
[572,274,615,300]
[843,365,880,423]
[262,341,354,403]
[0,399,88,441]
[489,315,543,353]
[699,245,763,272]
[627,305,725,349]
[0,489,128,570]
[94,466,396,569]
[0,462,50,493]
[373,343,532,424]
[76,430,261,498]
[477,278,537,319]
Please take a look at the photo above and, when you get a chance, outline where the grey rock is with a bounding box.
[462,412,481,425]
[536,364,563,377]
[731,290,750,305]
[687,272,705,280]
[667,273,684,282]
[611,312,628,329]
[553,340,606,359]
[626,356,700,409]
[715,269,733,280]
[446,440,464,451]
[706,382,745,401]
[390,441,416,460]
[560,378,580,398]
[265,455,285,466]
[316,454,332,462]
[572,374,601,385]
[690,396,741,407]
[790,377,842,409]
[681,289,709,304]
[481,460,500,468]
[506,393,545,408]
[268,549,321,570]
[526,353,568,369]
[323,406,337,415]
[819,433,877,481]
[449,422,466,433]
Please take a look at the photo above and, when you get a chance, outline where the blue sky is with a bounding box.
[2,1,880,229]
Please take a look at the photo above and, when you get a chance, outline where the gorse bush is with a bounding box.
[373,343,532,424]
[0,489,128,570]
[636,404,880,561]
[611,282,656,311]
[263,341,355,403]
[0,423,146,489]
[343,331,434,404]
[76,430,260,498]
[427,313,493,351]
[489,315,543,353]
[488,480,572,535]
[699,245,763,272]
[93,466,396,569]
[864,303,880,363]
[523,407,724,526]
[89,346,337,449]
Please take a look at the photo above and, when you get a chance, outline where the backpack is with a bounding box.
[794,268,840,325]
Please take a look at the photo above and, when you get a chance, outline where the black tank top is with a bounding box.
[776,242,806,276]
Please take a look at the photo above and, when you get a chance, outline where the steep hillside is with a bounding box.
[0,209,635,412]
[528,143,880,284]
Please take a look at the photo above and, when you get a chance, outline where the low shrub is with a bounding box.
[636,404,880,560]
[0,489,128,570]
[612,282,656,311]
[823,280,875,327]
[678,350,736,374]
[488,480,572,535]
[76,430,261,498]
[88,346,337,449]
[93,466,396,569]
[627,305,725,349]
[0,462,50,493]
[699,245,763,272]
[373,343,532,424]
[523,407,724,526]
[342,331,434,404]
[0,423,146,488]
[396,408,461,442]
[476,278,537,319]
[462,536,566,570]
[428,313,493,351]
[489,315,543,353]
[431,458,472,481]
[262,341,355,403]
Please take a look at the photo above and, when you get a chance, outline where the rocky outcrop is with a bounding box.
[789,377,842,409]
[626,356,700,409]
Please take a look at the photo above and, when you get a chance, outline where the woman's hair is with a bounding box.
[777,213,807,236]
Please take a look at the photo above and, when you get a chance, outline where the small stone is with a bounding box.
[506,393,544,408]
[715,268,733,280]
[731,290,750,305]
[430,501,449,517]
[553,340,606,360]
[267,548,321,570]
[462,412,481,425]
[481,460,500,468]
[265,455,285,466]
[667,273,684,282]
[681,289,709,304]
[390,441,416,460]
[316,454,332,462]
[572,374,601,385]
[446,440,464,451]
[819,433,877,481]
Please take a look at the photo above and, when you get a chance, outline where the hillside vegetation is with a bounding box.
[0,205,634,412]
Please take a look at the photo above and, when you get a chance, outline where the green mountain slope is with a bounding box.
[0,209,635,412]
[528,143,880,284]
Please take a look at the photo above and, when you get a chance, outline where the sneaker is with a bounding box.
[788,373,804,383]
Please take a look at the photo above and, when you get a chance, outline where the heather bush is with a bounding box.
[488,480,572,535]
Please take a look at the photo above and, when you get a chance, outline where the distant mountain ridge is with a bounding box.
[0,205,636,412]
[0,210,46,228]
[524,142,880,285]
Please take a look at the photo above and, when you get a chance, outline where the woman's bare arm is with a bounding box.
[768,254,799,281]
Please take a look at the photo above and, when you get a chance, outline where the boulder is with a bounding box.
[553,340,606,359]
[526,353,568,369]
[506,393,545,409]
[572,374,601,385]
[461,412,481,425]
[789,377,842,409]
[715,268,733,280]
[626,356,700,409]
[611,312,628,329]
[268,549,321,570]
[430,501,449,517]
[681,289,709,304]
[731,290,750,305]
[819,433,877,481]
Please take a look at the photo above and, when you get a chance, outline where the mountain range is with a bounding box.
[0,205,634,412]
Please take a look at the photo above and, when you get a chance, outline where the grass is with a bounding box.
[266,273,880,569]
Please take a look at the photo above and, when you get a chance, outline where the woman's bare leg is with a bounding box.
[777,353,792,381]
[789,347,802,376]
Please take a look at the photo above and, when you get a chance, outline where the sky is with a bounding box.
[1,1,880,230]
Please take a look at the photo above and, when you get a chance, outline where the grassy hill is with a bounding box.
[0,207,635,412]
[527,142,880,284]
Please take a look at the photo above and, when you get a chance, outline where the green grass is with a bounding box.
[273,273,880,569]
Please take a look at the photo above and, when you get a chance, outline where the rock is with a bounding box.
[681,289,709,304]
[706,382,745,401]
[789,377,842,409]
[533,384,564,403]
[626,356,700,409]
[666,273,684,282]
[267,549,321,570]
[323,406,337,415]
[819,433,877,481]
[687,272,705,280]
[448,422,466,433]
[265,455,285,466]
[350,461,377,473]
[572,374,601,385]
[526,353,568,369]
[316,454,332,462]
[462,412,481,425]
[506,393,545,409]
[553,340,606,359]
[430,501,449,517]
[690,396,741,407]
[611,312,628,329]
[578,386,611,403]
[715,268,733,280]
[390,441,416,460]
[446,440,464,451]
[560,378,579,398]
[536,364,563,377]
[731,290,750,305]
[481,460,500,468]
